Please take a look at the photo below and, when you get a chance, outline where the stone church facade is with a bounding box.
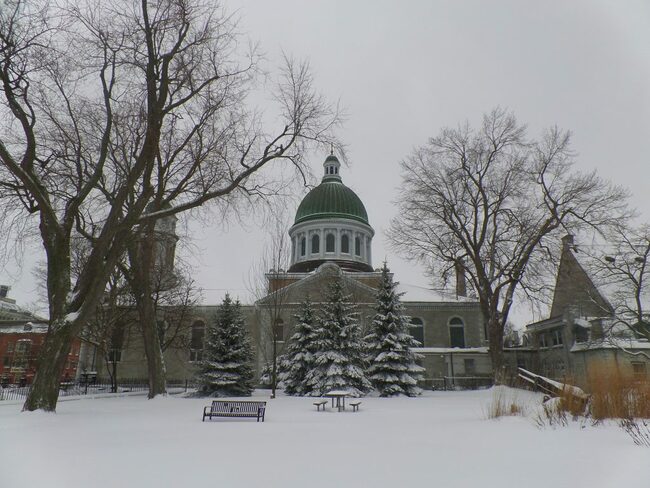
[75,154,491,388]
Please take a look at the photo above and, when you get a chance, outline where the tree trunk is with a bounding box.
[487,317,505,383]
[271,337,277,398]
[127,225,167,399]
[139,298,167,398]
[23,322,75,412]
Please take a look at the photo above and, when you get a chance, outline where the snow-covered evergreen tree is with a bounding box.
[365,262,424,396]
[196,294,254,396]
[259,359,286,389]
[306,278,371,397]
[280,297,318,395]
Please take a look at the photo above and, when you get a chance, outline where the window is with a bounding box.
[3,356,10,368]
[409,318,424,346]
[189,320,205,362]
[632,362,647,380]
[355,236,361,256]
[574,327,588,343]
[326,233,335,253]
[108,324,125,363]
[539,333,548,348]
[552,329,563,346]
[341,234,349,253]
[13,340,31,369]
[449,317,465,348]
[311,234,320,254]
[300,237,306,256]
[6,342,13,353]
[464,358,476,375]
[273,319,285,342]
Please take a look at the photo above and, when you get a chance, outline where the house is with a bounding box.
[511,234,650,387]
[0,286,82,386]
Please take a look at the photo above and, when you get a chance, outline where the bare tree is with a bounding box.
[0,0,339,411]
[388,108,628,378]
[246,208,293,398]
[582,225,650,356]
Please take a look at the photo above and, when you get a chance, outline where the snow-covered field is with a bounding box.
[0,387,647,488]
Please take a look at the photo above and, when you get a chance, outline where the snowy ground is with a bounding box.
[0,387,647,488]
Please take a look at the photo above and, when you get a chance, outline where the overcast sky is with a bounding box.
[4,0,650,325]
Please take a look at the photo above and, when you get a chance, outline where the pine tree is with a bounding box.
[280,297,318,396]
[306,278,371,397]
[196,294,254,397]
[365,262,424,397]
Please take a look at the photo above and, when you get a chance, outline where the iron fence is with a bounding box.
[428,376,494,391]
[0,378,196,402]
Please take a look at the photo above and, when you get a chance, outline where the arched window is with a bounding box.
[409,318,424,346]
[449,317,465,348]
[326,233,335,253]
[355,236,361,256]
[311,234,320,254]
[341,234,349,253]
[189,320,205,362]
[300,237,306,256]
[273,319,284,342]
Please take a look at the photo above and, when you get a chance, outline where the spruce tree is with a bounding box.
[280,297,318,396]
[365,262,424,397]
[196,294,254,397]
[306,278,371,397]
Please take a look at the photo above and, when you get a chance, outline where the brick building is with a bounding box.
[0,287,81,386]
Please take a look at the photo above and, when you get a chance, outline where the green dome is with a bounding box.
[294,157,369,225]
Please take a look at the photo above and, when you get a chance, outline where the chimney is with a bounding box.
[0,285,9,299]
[455,261,467,298]
[561,234,575,252]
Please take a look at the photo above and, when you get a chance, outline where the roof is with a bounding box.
[294,155,369,226]
[398,283,477,303]
[0,322,49,334]
[0,299,44,322]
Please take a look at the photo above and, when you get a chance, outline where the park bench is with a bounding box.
[313,399,328,411]
[349,401,362,412]
[202,400,267,422]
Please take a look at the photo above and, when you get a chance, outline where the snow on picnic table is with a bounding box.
[0,388,647,488]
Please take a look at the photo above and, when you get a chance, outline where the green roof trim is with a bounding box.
[294,180,369,225]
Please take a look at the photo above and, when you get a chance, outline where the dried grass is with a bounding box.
[485,386,525,419]
[586,361,650,420]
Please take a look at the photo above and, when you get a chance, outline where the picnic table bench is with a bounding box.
[313,399,328,411]
[202,400,267,422]
[349,401,362,412]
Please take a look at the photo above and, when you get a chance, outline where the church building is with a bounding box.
[76,154,492,389]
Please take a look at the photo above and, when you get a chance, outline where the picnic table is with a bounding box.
[323,390,351,412]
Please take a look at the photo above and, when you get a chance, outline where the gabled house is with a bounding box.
[515,235,650,386]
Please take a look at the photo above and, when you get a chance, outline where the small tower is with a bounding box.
[141,203,179,290]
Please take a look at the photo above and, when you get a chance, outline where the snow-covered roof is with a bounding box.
[0,322,49,334]
[571,338,650,352]
[0,298,45,322]
[413,347,489,354]
[398,283,476,303]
